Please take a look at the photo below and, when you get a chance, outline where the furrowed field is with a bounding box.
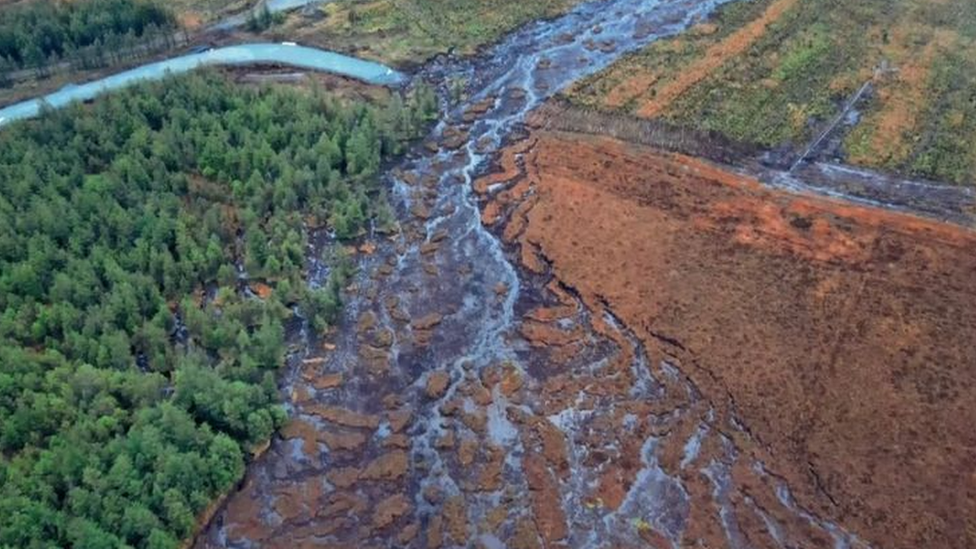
[565,0,976,186]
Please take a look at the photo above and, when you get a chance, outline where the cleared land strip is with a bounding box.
[635,0,798,118]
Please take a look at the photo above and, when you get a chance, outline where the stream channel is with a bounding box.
[192,0,875,547]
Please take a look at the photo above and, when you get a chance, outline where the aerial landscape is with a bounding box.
[0,0,973,548]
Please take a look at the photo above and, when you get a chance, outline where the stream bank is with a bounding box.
[192,0,889,547]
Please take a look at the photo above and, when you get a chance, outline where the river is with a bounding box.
[192,0,873,547]
[0,43,404,128]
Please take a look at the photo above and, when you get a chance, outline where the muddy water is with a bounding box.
[195,0,873,547]
[770,162,976,226]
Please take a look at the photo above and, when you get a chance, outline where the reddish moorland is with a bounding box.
[479,129,976,549]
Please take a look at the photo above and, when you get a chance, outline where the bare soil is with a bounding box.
[480,128,976,549]
[636,0,798,118]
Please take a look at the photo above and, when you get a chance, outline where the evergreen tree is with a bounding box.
[0,70,434,549]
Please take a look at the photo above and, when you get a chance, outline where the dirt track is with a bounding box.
[479,128,976,549]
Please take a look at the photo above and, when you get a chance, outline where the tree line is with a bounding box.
[0,71,437,549]
[0,0,178,76]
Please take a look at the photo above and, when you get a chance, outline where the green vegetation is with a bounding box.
[565,0,976,186]
[905,51,976,184]
[576,0,891,146]
[163,0,251,28]
[844,1,976,185]
[0,0,178,74]
[283,0,584,66]
[566,0,773,111]
[246,4,286,33]
[0,71,435,549]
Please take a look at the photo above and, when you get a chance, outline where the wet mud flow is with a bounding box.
[196,0,875,547]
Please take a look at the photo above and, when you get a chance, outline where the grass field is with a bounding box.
[280,0,583,67]
[564,0,976,186]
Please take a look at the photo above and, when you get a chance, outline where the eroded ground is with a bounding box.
[192,0,975,546]
[478,127,976,549]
